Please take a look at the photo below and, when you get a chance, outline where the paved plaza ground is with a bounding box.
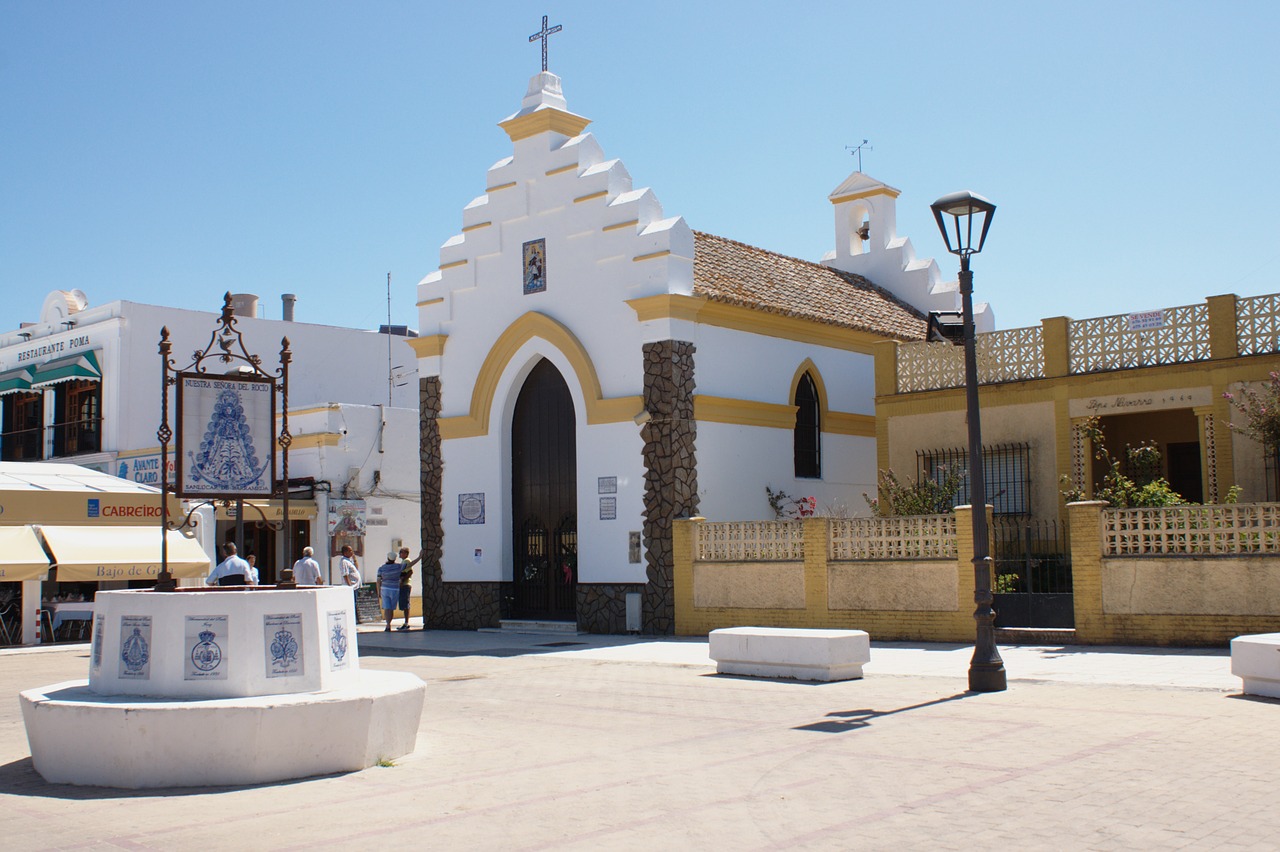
[1,626,1276,850]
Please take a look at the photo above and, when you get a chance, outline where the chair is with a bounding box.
[38,609,55,643]
[0,602,18,645]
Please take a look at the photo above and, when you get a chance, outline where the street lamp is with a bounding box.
[930,190,1007,693]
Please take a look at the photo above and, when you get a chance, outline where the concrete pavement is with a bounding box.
[1,627,1274,850]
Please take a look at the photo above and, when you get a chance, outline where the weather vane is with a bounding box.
[528,15,563,73]
[846,139,873,172]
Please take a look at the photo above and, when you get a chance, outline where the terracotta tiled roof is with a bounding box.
[692,231,927,340]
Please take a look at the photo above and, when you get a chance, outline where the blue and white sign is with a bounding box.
[327,609,351,671]
[117,452,174,486]
[118,615,152,680]
[178,375,274,497]
[264,613,303,678]
[185,615,228,680]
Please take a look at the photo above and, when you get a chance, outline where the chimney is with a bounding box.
[282,293,296,322]
[229,293,259,318]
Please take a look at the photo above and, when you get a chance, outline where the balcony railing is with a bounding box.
[1,417,102,460]
[894,291,1278,393]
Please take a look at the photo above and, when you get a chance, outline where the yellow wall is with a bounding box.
[876,351,1280,516]
[676,505,1280,646]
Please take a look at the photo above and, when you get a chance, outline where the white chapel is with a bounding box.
[411,69,978,634]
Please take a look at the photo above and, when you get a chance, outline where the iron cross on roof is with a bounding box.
[528,15,562,72]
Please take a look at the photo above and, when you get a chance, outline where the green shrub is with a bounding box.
[863,466,964,517]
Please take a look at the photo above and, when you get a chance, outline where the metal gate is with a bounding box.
[513,514,577,620]
[991,517,1073,628]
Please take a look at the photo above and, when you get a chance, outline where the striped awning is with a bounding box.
[0,367,34,396]
[31,350,101,388]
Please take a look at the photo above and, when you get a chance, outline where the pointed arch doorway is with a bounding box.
[510,359,578,621]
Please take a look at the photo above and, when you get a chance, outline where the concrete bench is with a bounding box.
[708,627,870,682]
[1231,633,1280,699]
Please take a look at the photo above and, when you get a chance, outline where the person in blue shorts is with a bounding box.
[376,552,402,632]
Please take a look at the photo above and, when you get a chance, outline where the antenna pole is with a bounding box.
[386,271,393,407]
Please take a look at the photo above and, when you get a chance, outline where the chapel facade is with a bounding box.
[411,71,966,634]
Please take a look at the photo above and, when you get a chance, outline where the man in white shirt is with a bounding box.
[292,546,324,585]
[206,543,251,586]
[340,545,361,588]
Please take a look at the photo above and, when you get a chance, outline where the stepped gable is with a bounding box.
[692,230,927,340]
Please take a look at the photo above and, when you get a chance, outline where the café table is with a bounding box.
[48,600,96,633]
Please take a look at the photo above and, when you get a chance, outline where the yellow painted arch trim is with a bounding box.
[790,359,875,437]
[438,312,641,440]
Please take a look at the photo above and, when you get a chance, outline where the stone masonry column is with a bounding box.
[419,376,445,626]
[641,340,697,634]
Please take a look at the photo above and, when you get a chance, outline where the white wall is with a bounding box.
[287,404,421,591]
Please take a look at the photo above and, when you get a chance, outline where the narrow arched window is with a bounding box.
[794,372,821,479]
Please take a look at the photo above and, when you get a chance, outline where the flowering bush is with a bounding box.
[765,487,817,519]
[1223,373,1280,449]
[862,466,964,517]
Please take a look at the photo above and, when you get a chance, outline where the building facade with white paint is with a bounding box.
[412,72,963,634]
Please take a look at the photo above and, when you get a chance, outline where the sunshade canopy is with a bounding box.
[40,525,210,582]
[0,525,51,581]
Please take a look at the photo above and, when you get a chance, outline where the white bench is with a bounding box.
[1231,633,1280,699]
[708,627,870,682]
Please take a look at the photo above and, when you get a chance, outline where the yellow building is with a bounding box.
[874,292,1280,520]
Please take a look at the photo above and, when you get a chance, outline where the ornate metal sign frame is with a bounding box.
[155,293,293,590]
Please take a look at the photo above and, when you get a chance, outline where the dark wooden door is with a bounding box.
[511,360,577,620]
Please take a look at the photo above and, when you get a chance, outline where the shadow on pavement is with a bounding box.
[793,692,974,733]
[0,757,353,799]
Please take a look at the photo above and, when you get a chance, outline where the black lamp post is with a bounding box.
[930,190,1007,693]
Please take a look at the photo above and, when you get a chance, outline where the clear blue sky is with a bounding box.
[3,2,1277,334]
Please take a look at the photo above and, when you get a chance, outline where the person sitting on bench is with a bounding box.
[207,542,251,586]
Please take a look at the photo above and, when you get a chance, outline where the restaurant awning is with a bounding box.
[30,350,102,388]
[0,367,34,396]
[0,526,52,581]
[40,525,210,582]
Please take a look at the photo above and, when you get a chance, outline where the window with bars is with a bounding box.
[793,372,821,479]
[917,442,1032,516]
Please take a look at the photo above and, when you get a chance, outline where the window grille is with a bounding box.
[793,372,821,479]
[917,442,1032,516]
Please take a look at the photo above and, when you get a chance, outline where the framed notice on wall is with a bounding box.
[176,373,276,498]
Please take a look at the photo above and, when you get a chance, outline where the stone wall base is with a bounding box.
[578,584,648,634]
[424,582,505,630]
